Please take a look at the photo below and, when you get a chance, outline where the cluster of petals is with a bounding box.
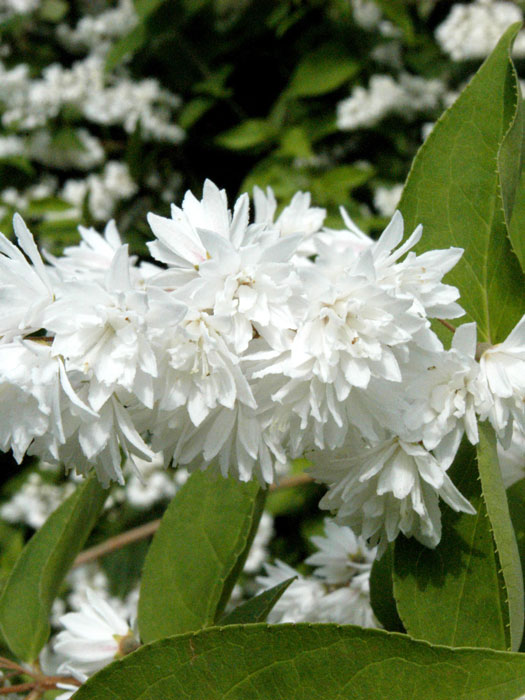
[0,179,524,551]
[257,519,377,626]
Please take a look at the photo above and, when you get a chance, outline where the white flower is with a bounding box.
[47,220,125,280]
[306,519,376,585]
[498,424,525,489]
[0,339,94,465]
[54,588,139,676]
[315,573,376,627]
[244,511,274,573]
[0,214,54,342]
[149,179,304,354]
[369,211,464,321]
[253,186,325,259]
[46,245,161,408]
[256,560,325,623]
[312,436,475,554]
[257,213,443,456]
[478,315,525,446]
[55,666,88,700]
[403,323,486,466]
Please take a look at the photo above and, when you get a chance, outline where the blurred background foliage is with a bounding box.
[0,0,513,256]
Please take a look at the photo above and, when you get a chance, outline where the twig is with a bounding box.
[73,471,314,568]
[437,318,456,332]
[0,657,33,675]
[73,519,160,567]
[24,691,42,700]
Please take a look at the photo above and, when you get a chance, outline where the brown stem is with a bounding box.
[0,683,35,694]
[437,318,456,333]
[0,657,35,676]
[73,472,314,568]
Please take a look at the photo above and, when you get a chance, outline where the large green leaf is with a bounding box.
[75,623,525,700]
[477,422,524,650]
[0,475,106,662]
[393,439,510,650]
[399,24,525,344]
[220,578,296,625]
[138,470,265,643]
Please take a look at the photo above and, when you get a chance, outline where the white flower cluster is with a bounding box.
[0,1,183,225]
[257,519,377,627]
[57,0,138,54]
[0,53,183,145]
[0,162,137,223]
[1,180,524,553]
[0,0,39,21]
[435,0,525,61]
[337,73,446,132]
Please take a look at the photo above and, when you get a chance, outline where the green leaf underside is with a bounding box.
[399,23,525,344]
[476,422,524,651]
[369,544,404,632]
[393,439,510,650]
[0,475,106,662]
[75,623,525,700]
[138,470,264,643]
[220,578,296,625]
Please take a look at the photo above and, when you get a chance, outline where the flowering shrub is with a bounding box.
[0,3,525,700]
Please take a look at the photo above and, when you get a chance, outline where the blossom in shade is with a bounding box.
[478,315,525,446]
[311,435,475,555]
[306,518,376,585]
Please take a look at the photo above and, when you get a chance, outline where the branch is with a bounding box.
[73,471,314,568]
[437,318,456,332]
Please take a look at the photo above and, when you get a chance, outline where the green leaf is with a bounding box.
[312,164,374,206]
[0,475,106,662]
[38,0,68,22]
[220,578,296,625]
[138,470,264,643]
[507,478,525,651]
[477,421,524,651]
[178,97,214,130]
[373,0,415,42]
[399,24,525,344]
[509,165,525,273]
[50,127,86,153]
[276,127,313,159]
[216,119,277,151]
[75,623,525,700]
[393,439,510,650]
[369,544,404,632]
[133,0,167,20]
[26,196,74,215]
[287,43,359,97]
[105,24,146,72]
